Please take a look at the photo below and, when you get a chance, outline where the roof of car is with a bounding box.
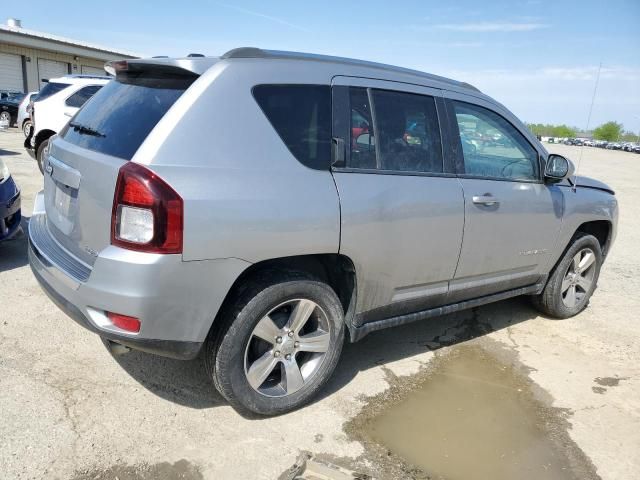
[220,47,482,93]
[47,75,112,85]
[123,48,482,95]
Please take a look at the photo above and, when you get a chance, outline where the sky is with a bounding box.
[7,0,640,131]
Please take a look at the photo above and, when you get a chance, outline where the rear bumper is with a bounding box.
[29,252,202,359]
[28,197,250,360]
[0,178,21,241]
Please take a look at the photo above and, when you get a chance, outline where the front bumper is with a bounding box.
[28,194,250,360]
[0,178,21,241]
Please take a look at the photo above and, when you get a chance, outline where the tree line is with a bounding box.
[526,121,638,142]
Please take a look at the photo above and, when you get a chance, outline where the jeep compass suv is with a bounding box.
[28,49,618,415]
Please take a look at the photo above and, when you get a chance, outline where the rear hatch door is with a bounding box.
[43,63,202,267]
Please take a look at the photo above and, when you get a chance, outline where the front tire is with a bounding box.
[36,137,51,175]
[206,271,345,416]
[533,233,602,318]
[22,120,32,138]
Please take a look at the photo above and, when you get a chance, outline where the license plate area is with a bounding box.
[44,170,80,236]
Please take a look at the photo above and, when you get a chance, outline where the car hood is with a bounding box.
[572,175,615,195]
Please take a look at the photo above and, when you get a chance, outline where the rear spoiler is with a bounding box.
[105,57,219,77]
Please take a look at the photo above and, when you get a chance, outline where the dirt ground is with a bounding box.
[1,128,638,479]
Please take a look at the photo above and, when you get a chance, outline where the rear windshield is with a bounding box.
[36,82,71,101]
[61,74,196,160]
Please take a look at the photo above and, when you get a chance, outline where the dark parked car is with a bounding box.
[0,92,26,127]
[0,158,21,241]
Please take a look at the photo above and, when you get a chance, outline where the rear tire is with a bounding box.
[532,233,602,318]
[205,270,345,416]
[36,137,51,175]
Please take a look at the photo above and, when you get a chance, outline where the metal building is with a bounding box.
[0,18,137,93]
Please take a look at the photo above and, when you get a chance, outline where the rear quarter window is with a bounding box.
[253,85,331,170]
[61,74,195,160]
[35,82,71,101]
[65,85,103,108]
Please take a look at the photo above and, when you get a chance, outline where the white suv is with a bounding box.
[25,75,110,173]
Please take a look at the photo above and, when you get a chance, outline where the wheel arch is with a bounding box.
[209,253,358,341]
[575,220,612,257]
[34,129,56,152]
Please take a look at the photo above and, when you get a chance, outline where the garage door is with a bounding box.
[37,59,69,87]
[0,52,24,92]
[81,65,105,75]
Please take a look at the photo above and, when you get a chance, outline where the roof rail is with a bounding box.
[220,47,481,93]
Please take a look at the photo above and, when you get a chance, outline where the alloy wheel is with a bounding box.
[244,298,331,397]
[561,248,597,308]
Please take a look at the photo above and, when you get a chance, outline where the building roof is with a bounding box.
[0,23,139,59]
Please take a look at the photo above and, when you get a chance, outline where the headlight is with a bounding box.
[0,158,10,184]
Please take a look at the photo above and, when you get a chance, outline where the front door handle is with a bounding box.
[472,195,500,206]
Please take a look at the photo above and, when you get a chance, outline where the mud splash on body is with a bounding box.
[346,344,600,480]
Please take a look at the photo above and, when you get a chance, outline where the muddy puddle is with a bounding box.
[348,344,599,480]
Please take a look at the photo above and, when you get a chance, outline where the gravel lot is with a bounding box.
[1,128,639,479]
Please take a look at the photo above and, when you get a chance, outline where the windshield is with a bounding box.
[61,74,196,160]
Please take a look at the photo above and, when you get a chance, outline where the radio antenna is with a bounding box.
[573,61,602,192]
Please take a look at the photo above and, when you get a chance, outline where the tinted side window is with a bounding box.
[372,90,443,173]
[35,82,71,101]
[253,85,331,170]
[453,101,539,181]
[349,87,376,169]
[65,85,102,108]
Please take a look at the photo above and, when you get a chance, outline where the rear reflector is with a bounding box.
[107,312,141,333]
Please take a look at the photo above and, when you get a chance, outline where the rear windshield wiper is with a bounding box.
[69,122,105,138]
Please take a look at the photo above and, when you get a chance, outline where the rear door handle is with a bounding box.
[472,195,500,206]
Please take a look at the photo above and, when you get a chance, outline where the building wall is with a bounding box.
[0,42,108,91]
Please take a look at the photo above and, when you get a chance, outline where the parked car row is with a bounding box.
[599,141,640,152]
[546,137,640,152]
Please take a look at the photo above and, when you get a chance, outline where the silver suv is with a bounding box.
[28,49,618,415]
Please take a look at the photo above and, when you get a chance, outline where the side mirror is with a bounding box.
[544,154,575,183]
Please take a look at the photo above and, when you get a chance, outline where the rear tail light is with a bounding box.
[107,312,141,333]
[111,162,183,254]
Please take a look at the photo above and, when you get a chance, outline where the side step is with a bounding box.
[350,281,545,342]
